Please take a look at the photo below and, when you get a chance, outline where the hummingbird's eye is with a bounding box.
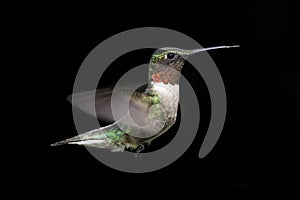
[167,53,175,60]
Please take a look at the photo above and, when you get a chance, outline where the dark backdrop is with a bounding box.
[44,0,298,194]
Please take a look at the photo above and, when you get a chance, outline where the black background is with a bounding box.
[42,0,299,194]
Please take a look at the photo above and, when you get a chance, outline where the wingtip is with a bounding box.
[66,95,72,103]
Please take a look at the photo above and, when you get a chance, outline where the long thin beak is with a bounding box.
[189,45,239,55]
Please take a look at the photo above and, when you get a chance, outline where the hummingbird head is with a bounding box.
[150,48,189,71]
[149,45,239,85]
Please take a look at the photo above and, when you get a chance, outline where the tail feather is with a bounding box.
[51,128,106,147]
[51,125,125,151]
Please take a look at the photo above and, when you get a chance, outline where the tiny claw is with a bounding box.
[136,144,145,153]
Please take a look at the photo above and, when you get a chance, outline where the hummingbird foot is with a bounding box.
[134,144,145,158]
[135,144,145,153]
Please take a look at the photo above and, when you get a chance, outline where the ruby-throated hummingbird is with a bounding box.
[51,45,238,152]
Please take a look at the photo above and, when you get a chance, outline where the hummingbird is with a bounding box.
[51,45,238,152]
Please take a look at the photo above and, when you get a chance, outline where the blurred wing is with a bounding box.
[68,84,150,123]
